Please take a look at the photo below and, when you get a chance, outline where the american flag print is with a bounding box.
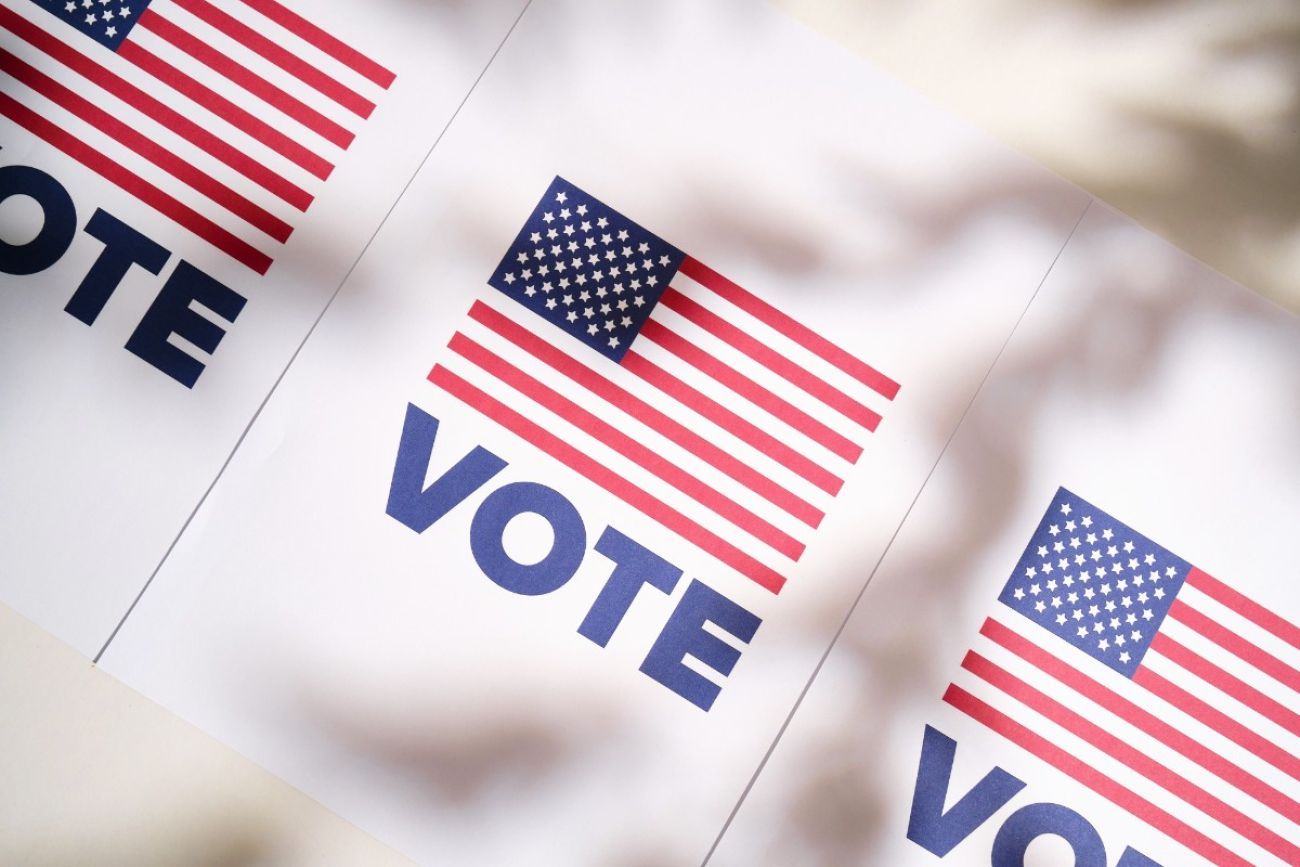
[1,0,396,274]
[428,176,900,594]
[945,487,1300,866]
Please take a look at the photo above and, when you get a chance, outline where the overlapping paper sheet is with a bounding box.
[708,203,1300,867]
[0,0,529,655]
[90,0,1100,863]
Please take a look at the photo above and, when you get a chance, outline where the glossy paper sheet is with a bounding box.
[98,0,1091,863]
[0,0,530,655]
[709,203,1300,867]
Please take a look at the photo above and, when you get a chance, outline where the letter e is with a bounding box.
[124,260,246,387]
[640,580,760,711]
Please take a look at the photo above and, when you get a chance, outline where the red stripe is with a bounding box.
[429,366,787,594]
[944,685,1251,867]
[172,0,375,118]
[982,618,1300,824]
[1150,633,1300,738]
[1134,666,1300,781]
[659,287,882,431]
[0,93,271,273]
[118,33,333,180]
[1169,600,1300,693]
[621,350,844,496]
[469,302,824,528]
[963,652,1300,864]
[640,319,863,463]
[237,0,396,88]
[679,256,900,401]
[1186,568,1300,652]
[448,334,805,560]
[0,48,291,243]
[0,6,311,210]
[137,10,354,149]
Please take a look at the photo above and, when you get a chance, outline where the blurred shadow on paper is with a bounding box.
[228,0,1300,862]
[717,5,1300,857]
[28,0,1295,864]
[719,218,1298,866]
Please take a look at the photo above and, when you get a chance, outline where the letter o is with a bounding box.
[0,164,77,275]
[991,802,1106,867]
[470,481,586,595]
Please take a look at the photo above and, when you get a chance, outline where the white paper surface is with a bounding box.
[708,203,1300,867]
[98,1,1090,863]
[0,0,529,655]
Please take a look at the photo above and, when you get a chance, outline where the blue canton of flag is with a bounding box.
[36,0,151,50]
[999,488,1191,677]
[487,176,686,363]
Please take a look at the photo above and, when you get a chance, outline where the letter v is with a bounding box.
[385,403,508,533]
[907,725,1026,857]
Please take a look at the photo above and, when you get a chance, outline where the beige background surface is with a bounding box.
[0,606,410,866]
[778,0,1300,314]
[2,1,1295,864]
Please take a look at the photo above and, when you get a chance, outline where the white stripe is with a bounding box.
[465,314,815,543]
[154,0,364,130]
[2,30,305,223]
[126,5,351,159]
[958,634,1290,866]
[204,0,389,100]
[648,299,874,440]
[437,350,802,574]
[607,349,840,508]
[124,23,342,169]
[624,311,857,491]
[673,269,892,407]
[1163,614,1300,711]
[993,614,1300,807]
[632,331,849,471]
[1181,584,1300,676]
[0,68,274,249]
[979,626,1299,834]
[5,2,322,199]
[483,297,840,511]
[1144,648,1300,762]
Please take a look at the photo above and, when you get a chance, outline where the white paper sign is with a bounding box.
[98,0,1091,863]
[708,203,1300,867]
[0,0,529,655]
